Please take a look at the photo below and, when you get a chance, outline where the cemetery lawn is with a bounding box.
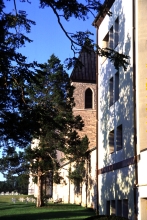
[0,195,96,220]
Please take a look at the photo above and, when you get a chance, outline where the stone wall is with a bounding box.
[72,82,96,149]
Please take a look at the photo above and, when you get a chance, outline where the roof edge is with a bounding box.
[92,0,115,28]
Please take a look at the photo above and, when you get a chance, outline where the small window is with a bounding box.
[116,125,122,151]
[102,27,113,49]
[109,26,113,49]
[102,27,113,63]
[106,201,110,215]
[85,88,92,109]
[109,130,114,154]
[115,72,119,102]
[109,77,113,106]
[109,71,119,107]
[117,200,122,216]
[123,199,128,219]
[115,17,119,47]
[103,32,109,49]
[111,200,116,215]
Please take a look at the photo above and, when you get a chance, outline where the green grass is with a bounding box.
[0,195,96,220]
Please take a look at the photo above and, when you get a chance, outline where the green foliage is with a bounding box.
[0,174,29,194]
[53,172,63,184]
[23,54,86,176]
[0,0,38,149]
[68,161,86,183]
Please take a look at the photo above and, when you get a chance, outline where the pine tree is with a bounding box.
[23,54,89,207]
[0,0,38,149]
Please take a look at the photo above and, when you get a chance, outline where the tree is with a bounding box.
[0,0,38,149]
[0,0,129,151]
[0,0,129,207]
[0,54,89,206]
[0,174,29,194]
[23,54,89,207]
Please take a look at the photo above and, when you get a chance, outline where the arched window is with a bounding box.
[85,88,93,109]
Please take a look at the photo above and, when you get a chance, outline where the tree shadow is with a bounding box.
[0,203,95,220]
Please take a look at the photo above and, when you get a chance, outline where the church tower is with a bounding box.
[70,49,96,150]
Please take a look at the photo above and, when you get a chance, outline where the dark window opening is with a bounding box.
[117,200,122,216]
[109,77,113,106]
[115,72,119,102]
[106,201,110,215]
[85,88,92,109]
[109,26,113,49]
[109,130,114,154]
[123,199,128,219]
[116,125,122,151]
[115,17,119,47]
[111,200,116,215]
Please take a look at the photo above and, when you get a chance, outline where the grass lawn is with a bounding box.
[0,195,96,220]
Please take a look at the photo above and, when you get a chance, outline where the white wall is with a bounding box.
[97,0,135,219]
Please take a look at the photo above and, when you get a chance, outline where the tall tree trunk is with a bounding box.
[36,171,44,207]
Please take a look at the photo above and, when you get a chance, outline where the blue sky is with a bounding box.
[5,0,98,72]
[0,0,103,181]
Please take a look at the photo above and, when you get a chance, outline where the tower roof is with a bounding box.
[70,48,96,83]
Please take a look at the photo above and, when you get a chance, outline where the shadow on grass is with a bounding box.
[0,202,36,211]
[0,210,94,220]
[0,204,95,220]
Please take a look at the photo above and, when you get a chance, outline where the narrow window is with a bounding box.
[85,88,92,109]
[117,200,122,216]
[109,77,113,106]
[123,199,128,218]
[111,200,116,215]
[115,17,119,47]
[102,32,109,63]
[116,125,123,151]
[102,26,113,63]
[106,201,110,215]
[102,32,109,49]
[115,72,119,102]
[109,26,113,49]
[109,130,114,154]
[102,27,113,49]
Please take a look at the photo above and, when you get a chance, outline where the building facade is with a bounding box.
[93,0,147,219]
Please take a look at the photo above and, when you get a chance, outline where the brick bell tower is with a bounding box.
[70,48,96,150]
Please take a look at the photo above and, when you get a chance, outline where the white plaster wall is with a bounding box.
[98,0,134,168]
[53,163,69,203]
[88,149,97,209]
[53,149,97,209]
[97,0,135,218]
[99,165,135,219]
